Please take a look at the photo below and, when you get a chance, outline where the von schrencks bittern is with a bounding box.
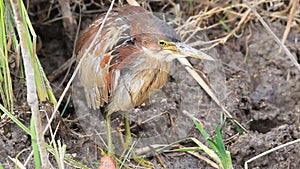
[75,6,214,154]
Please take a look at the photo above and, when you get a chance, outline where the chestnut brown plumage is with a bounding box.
[75,6,214,154]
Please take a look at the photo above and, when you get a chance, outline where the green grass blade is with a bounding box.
[193,120,210,140]
[60,94,71,116]
[215,126,226,158]
[162,147,201,153]
[47,145,92,169]
[220,111,225,125]
[225,151,233,169]
[31,116,41,169]
[215,126,228,168]
[194,120,233,169]
[219,20,231,32]
[190,138,222,165]
[0,0,14,110]
[231,118,244,134]
[194,120,218,152]
[18,0,47,101]
[0,104,30,134]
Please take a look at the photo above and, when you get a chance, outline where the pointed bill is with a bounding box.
[174,42,215,61]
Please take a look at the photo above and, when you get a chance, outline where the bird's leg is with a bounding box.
[123,111,132,149]
[106,113,114,155]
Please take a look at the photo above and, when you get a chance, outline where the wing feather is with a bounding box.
[75,12,130,109]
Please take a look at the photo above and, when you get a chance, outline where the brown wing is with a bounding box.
[75,6,180,110]
[75,10,131,109]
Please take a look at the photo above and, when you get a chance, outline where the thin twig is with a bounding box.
[281,0,298,44]
[58,0,75,29]
[244,138,300,169]
[183,147,219,169]
[126,0,139,6]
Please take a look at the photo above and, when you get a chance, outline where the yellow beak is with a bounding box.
[173,42,215,61]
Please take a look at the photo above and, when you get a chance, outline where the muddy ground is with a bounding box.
[1,1,300,169]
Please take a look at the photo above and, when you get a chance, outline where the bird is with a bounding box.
[75,5,214,155]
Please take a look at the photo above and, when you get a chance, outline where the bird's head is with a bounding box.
[138,35,215,62]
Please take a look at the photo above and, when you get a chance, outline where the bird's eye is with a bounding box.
[126,37,135,45]
[158,40,167,46]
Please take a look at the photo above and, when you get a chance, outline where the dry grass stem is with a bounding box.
[244,138,300,169]
[281,0,298,44]
[11,0,49,167]
[175,144,219,169]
